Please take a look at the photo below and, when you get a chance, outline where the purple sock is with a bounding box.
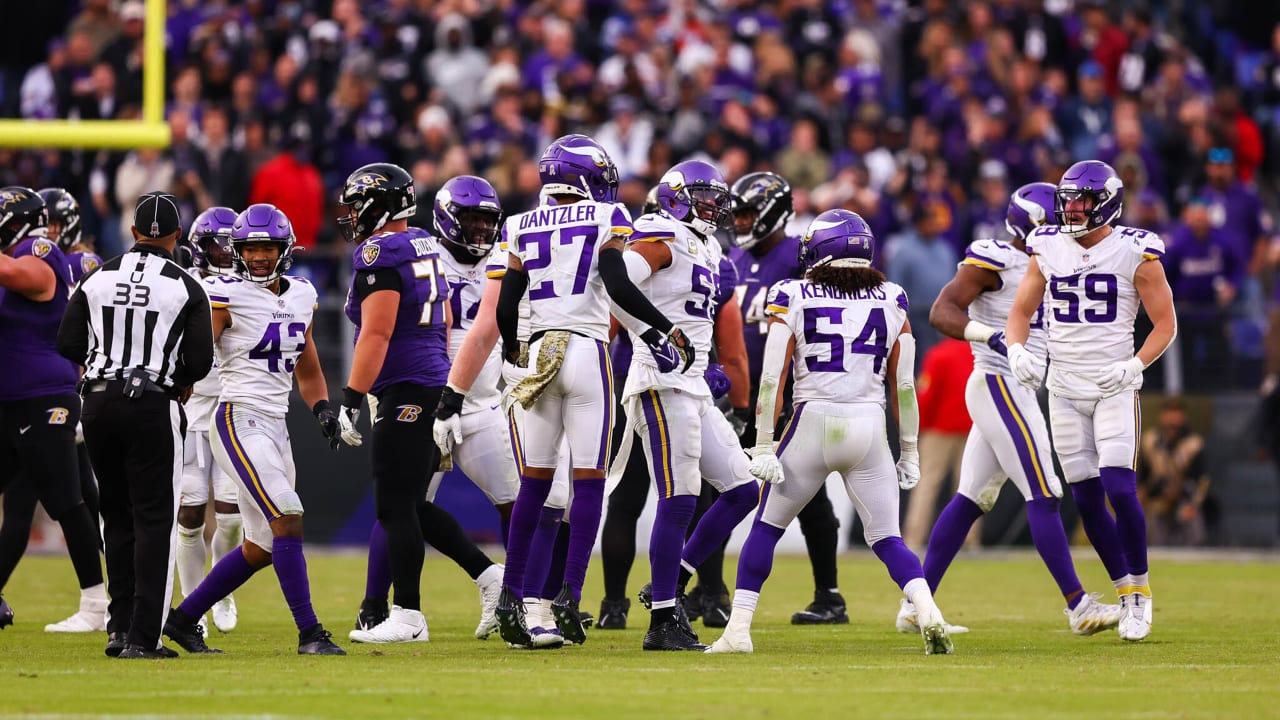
[1026,497,1085,609]
[364,521,391,601]
[502,475,554,593]
[683,483,757,570]
[736,520,786,593]
[1069,477,1128,582]
[649,494,697,604]
[273,536,319,632]
[922,495,984,593]
[521,506,563,600]
[541,519,571,600]
[499,507,513,550]
[563,478,606,602]
[1100,467,1148,576]
[179,545,257,619]
[873,536,925,590]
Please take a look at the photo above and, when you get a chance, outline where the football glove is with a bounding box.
[704,363,731,399]
[433,385,466,456]
[1097,356,1145,394]
[640,327,695,373]
[748,445,784,485]
[313,400,340,450]
[1007,342,1046,391]
[338,386,364,447]
[896,449,920,490]
[986,331,1008,357]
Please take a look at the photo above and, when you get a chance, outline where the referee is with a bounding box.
[57,191,214,659]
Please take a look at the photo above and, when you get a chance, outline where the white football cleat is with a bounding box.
[529,626,565,649]
[348,605,429,643]
[705,627,753,654]
[1118,593,1152,642]
[897,599,969,635]
[917,606,955,655]
[212,596,237,633]
[474,564,502,640]
[1065,592,1122,636]
[44,595,107,633]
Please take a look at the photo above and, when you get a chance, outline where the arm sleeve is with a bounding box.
[354,267,402,300]
[56,286,91,366]
[496,267,529,357]
[755,321,793,442]
[172,276,214,387]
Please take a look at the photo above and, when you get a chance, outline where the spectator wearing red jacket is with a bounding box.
[904,338,976,548]
[248,133,323,252]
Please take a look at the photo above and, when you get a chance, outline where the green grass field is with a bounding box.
[2,551,1278,719]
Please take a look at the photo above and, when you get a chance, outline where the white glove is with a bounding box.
[433,413,463,456]
[748,445,784,485]
[1097,356,1145,394]
[896,448,920,490]
[74,421,85,445]
[1007,342,1046,391]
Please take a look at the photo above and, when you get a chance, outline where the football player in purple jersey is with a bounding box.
[729,172,847,626]
[0,187,107,633]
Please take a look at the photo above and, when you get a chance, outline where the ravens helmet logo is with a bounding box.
[0,190,21,209]
[351,173,389,192]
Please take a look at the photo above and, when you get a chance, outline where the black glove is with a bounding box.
[728,406,753,438]
[313,399,340,450]
[435,385,466,421]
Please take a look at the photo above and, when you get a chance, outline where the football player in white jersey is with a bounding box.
[173,207,244,635]
[902,183,1122,637]
[162,204,345,656]
[1006,160,1177,642]
[608,161,760,651]
[437,135,689,647]
[708,210,954,656]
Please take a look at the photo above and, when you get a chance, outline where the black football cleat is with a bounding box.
[643,619,708,651]
[495,586,532,648]
[683,584,705,623]
[790,590,850,625]
[104,632,127,658]
[117,644,179,659]
[579,610,594,629]
[164,608,222,653]
[597,597,631,630]
[298,625,346,655]
[550,583,588,646]
[0,596,13,629]
[355,597,389,631]
[702,587,731,628]
[639,583,698,640]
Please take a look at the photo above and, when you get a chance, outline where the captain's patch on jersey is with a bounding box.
[31,238,54,258]
[362,243,381,266]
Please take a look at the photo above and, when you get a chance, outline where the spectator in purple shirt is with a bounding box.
[1166,198,1242,388]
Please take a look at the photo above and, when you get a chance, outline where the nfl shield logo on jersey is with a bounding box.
[362,243,381,266]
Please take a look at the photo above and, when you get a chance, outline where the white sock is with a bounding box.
[726,593,757,634]
[680,559,696,575]
[175,523,206,597]
[81,582,107,601]
[524,598,544,628]
[212,513,243,562]
[904,578,941,624]
[1130,572,1150,596]
[651,599,676,610]
[1113,573,1134,596]
[731,589,759,613]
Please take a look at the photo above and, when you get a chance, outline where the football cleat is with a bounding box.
[117,644,179,659]
[644,619,708,651]
[791,590,849,625]
[683,584,706,623]
[701,587,731,628]
[530,626,566,649]
[348,605,429,643]
[896,599,970,635]
[0,596,13,629]
[917,606,955,655]
[638,583,698,639]
[597,597,631,630]
[299,625,346,655]
[1118,593,1152,642]
[1066,592,1123,636]
[705,626,754,654]
[45,596,108,633]
[355,597,389,631]
[550,583,588,646]
[104,631,127,657]
[474,564,503,640]
[162,608,223,654]
[495,587,532,648]
[212,596,237,633]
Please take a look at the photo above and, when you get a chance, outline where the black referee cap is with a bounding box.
[134,191,181,239]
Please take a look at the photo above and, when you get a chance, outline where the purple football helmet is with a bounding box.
[655,160,731,236]
[184,206,238,275]
[230,203,296,284]
[1005,182,1057,241]
[1055,160,1124,238]
[537,134,619,203]
[434,175,503,259]
[800,209,876,268]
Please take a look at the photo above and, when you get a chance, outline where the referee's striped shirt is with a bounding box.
[57,244,213,391]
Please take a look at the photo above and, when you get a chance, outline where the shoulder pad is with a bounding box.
[765,278,802,317]
[1116,225,1165,260]
[961,238,1017,271]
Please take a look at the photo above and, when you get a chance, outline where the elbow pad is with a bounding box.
[623,250,653,285]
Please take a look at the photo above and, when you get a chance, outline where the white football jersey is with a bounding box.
[205,275,318,419]
[186,268,223,432]
[765,278,910,407]
[439,247,501,412]
[503,200,633,342]
[1026,224,1165,398]
[960,238,1049,375]
[621,213,720,399]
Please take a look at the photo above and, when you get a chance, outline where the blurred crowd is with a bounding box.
[3,0,1280,390]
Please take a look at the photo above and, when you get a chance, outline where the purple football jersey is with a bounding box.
[0,237,79,401]
[730,235,804,382]
[68,250,103,286]
[345,228,451,394]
